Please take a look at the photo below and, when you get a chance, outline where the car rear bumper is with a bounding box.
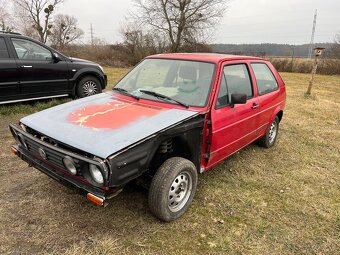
[11,144,121,206]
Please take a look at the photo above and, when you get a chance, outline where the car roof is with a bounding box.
[147,52,265,64]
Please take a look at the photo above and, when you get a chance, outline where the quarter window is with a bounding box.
[0,38,9,59]
[216,64,253,108]
[11,38,52,61]
[251,63,278,95]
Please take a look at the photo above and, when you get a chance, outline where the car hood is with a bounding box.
[20,92,198,159]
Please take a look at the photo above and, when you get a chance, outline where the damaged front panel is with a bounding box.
[108,114,206,187]
[20,92,199,159]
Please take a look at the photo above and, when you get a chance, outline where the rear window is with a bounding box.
[251,63,278,95]
[0,38,10,59]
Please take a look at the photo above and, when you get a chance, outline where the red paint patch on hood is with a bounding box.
[67,100,163,129]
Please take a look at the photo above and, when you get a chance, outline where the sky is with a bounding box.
[58,0,340,45]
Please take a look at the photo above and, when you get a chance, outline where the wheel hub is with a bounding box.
[83,81,98,96]
[168,172,192,212]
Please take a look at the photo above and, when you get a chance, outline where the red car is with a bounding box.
[10,53,286,222]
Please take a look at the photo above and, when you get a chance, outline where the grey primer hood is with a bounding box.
[21,92,198,158]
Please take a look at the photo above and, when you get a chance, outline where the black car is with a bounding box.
[0,31,107,104]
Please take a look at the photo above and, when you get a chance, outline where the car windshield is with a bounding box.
[114,58,215,107]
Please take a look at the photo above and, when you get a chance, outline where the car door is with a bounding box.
[10,37,69,97]
[207,62,260,167]
[250,62,281,135]
[0,36,20,102]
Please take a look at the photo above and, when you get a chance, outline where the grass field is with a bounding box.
[0,68,339,254]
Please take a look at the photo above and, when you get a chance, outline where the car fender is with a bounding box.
[266,105,284,131]
[70,67,106,94]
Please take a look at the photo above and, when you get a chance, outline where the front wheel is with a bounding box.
[148,157,198,222]
[258,116,280,148]
[76,76,102,98]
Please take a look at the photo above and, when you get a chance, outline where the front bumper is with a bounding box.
[11,144,121,207]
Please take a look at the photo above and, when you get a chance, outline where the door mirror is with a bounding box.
[53,52,62,63]
[230,93,247,108]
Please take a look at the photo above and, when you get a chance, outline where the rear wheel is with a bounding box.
[148,157,197,222]
[258,116,280,148]
[77,76,102,98]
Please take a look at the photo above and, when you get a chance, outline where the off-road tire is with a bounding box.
[148,157,198,222]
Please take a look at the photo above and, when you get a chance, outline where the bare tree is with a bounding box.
[14,0,63,43]
[329,32,340,59]
[0,0,14,31]
[50,14,83,48]
[133,0,228,52]
[120,24,162,65]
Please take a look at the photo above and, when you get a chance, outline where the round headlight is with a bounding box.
[89,164,104,184]
[63,156,77,175]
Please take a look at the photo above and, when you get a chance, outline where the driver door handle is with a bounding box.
[251,103,260,109]
[21,65,33,68]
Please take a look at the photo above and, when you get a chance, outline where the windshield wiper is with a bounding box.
[139,89,189,108]
[112,87,140,100]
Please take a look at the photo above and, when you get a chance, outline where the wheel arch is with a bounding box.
[71,69,106,96]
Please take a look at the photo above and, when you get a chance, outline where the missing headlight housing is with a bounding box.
[17,133,28,149]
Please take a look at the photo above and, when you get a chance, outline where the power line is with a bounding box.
[308,9,317,58]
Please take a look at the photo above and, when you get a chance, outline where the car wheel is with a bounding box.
[148,157,198,222]
[77,76,102,98]
[258,116,280,148]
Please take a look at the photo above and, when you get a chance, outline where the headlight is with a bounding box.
[63,156,77,175]
[98,65,104,73]
[89,164,104,184]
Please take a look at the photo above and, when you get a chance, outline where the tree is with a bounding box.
[133,0,228,52]
[14,0,63,43]
[329,32,340,59]
[120,24,166,65]
[0,0,14,32]
[50,14,84,48]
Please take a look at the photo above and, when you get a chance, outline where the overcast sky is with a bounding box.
[58,0,340,45]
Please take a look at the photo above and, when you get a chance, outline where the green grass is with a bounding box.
[0,69,339,254]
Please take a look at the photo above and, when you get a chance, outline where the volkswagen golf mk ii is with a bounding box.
[10,53,286,222]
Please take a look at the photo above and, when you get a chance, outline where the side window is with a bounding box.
[251,63,278,95]
[11,38,52,61]
[216,64,253,108]
[0,37,10,59]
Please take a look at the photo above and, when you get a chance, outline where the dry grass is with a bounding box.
[0,69,339,255]
[270,57,340,75]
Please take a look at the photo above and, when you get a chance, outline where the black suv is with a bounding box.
[0,32,107,104]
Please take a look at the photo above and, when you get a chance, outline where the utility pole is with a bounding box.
[90,23,94,45]
[308,9,317,59]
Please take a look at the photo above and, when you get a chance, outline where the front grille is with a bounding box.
[25,138,65,169]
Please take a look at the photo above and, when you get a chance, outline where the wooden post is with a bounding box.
[306,56,318,95]
[306,47,325,95]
